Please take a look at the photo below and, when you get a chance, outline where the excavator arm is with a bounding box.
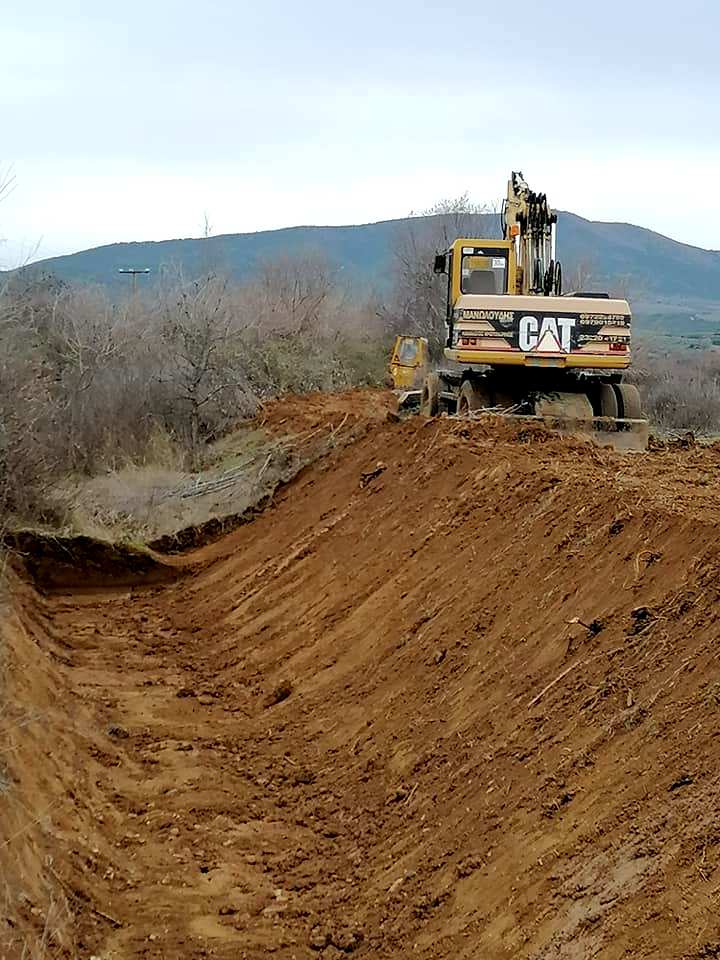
[501,171,562,297]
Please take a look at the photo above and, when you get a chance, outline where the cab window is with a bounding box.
[395,338,419,364]
[460,248,508,295]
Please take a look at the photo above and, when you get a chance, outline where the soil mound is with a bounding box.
[2,394,720,959]
[257,388,394,437]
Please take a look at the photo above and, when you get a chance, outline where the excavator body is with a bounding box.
[421,174,647,447]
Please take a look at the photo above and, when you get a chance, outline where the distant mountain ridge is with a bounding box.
[8,212,720,337]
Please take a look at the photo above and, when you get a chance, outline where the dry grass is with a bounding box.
[54,423,298,543]
[57,464,188,542]
[1,871,76,959]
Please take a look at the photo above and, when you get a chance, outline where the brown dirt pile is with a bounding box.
[256,388,393,439]
[2,393,720,959]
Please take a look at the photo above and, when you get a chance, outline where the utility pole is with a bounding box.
[118,267,151,296]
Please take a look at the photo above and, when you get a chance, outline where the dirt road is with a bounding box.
[2,393,720,958]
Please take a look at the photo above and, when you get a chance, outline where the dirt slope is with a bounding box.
[2,394,720,959]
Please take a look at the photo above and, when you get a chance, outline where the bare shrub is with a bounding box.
[253,253,338,334]
[157,273,256,467]
[232,255,389,397]
[2,276,169,478]
[0,254,390,525]
[628,341,720,433]
[0,293,59,519]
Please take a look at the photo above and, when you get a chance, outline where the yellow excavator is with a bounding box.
[409,172,646,441]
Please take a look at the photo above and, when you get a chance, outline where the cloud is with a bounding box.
[2,0,718,262]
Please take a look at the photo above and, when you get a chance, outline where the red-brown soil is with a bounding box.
[2,392,720,959]
[256,388,393,439]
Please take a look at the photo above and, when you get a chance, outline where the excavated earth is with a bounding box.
[2,390,720,959]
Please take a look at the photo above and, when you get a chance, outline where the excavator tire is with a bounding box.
[596,382,619,431]
[599,383,619,420]
[457,380,491,415]
[615,383,643,420]
[421,372,440,417]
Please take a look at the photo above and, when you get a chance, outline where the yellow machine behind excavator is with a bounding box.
[386,335,430,408]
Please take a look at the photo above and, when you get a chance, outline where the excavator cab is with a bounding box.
[460,252,509,295]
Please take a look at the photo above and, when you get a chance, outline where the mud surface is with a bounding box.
[2,393,720,959]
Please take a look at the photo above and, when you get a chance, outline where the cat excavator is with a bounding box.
[409,172,646,444]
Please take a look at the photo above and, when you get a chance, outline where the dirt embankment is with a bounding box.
[49,388,393,548]
[2,392,720,959]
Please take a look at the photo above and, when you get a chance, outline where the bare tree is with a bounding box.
[232,254,387,396]
[0,278,58,517]
[386,195,499,357]
[254,253,339,334]
[159,274,254,466]
[0,172,59,517]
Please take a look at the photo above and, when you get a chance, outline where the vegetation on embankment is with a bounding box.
[2,200,720,538]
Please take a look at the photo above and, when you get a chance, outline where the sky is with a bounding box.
[1,0,718,265]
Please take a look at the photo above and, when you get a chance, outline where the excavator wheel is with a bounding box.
[612,383,648,450]
[597,382,619,431]
[599,383,619,419]
[614,383,643,420]
[421,372,440,417]
[457,380,491,415]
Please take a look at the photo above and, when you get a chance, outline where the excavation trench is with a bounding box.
[2,395,720,960]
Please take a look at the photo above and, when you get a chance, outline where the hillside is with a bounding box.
[11,212,720,300]
[8,212,720,338]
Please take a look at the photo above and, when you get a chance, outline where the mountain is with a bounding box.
[7,212,720,337]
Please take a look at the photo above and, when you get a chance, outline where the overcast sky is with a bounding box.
[1,0,718,265]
